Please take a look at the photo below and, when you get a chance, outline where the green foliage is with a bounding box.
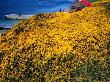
[70,60,110,81]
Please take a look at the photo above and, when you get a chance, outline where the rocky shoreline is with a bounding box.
[0,29,8,35]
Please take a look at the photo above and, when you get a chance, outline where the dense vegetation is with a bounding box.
[0,0,110,82]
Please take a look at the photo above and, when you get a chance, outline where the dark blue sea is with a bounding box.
[0,0,74,28]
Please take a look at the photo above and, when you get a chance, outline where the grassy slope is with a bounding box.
[0,1,110,82]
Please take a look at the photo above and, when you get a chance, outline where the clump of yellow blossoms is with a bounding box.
[0,1,110,81]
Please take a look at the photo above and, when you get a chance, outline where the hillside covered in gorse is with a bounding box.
[0,0,110,81]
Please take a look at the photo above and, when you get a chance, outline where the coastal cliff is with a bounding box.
[0,1,110,81]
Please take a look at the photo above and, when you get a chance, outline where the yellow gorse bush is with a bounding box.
[0,1,110,81]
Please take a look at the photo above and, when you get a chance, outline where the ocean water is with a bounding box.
[0,0,74,28]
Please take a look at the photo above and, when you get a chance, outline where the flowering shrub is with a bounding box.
[0,1,110,81]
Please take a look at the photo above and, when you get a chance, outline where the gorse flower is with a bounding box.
[0,0,110,81]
